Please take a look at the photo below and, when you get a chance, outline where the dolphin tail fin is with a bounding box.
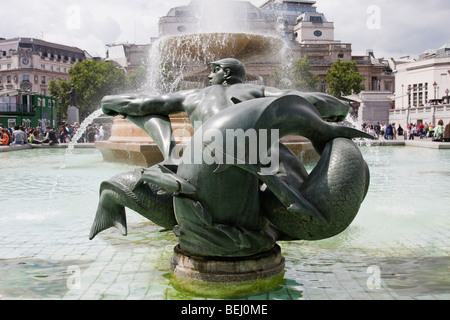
[312,125,375,155]
[89,189,128,240]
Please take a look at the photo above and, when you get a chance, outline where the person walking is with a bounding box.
[409,123,415,140]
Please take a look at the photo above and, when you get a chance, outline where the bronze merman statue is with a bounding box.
[89,58,373,258]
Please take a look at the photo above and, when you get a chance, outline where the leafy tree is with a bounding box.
[325,59,365,98]
[291,57,320,92]
[48,79,71,121]
[271,56,319,92]
[49,60,126,121]
[125,65,148,93]
[69,60,126,118]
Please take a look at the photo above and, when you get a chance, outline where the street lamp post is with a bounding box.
[432,82,438,127]
[433,82,437,100]
[406,85,411,127]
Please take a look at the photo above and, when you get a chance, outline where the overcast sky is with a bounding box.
[1,0,448,59]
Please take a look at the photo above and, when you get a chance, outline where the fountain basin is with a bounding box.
[156,33,286,65]
[0,145,449,300]
[96,117,319,167]
[95,114,193,167]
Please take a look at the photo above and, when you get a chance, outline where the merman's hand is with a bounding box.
[101,95,138,117]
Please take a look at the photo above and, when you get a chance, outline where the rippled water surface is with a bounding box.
[0,146,449,300]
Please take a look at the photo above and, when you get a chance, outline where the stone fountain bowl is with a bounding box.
[156,33,286,65]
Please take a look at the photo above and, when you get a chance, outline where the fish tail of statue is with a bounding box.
[89,172,177,240]
[255,95,374,153]
[89,187,128,240]
[264,138,370,241]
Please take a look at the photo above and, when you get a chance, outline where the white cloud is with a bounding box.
[66,5,82,30]
[319,0,450,58]
[1,0,448,59]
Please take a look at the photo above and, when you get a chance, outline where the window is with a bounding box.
[41,76,46,84]
[8,119,16,128]
[310,16,323,23]
[7,75,11,83]
[22,75,30,82]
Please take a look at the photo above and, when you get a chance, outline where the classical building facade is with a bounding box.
[0,38,90,128]
[389,44,450,128]
[0,38,89,96]
[156,0,394,94]
[106,43,151,74]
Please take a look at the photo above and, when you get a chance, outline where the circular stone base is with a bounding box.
[170,245,285,298]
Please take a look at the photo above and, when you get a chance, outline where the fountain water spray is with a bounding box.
[47,108,105,213]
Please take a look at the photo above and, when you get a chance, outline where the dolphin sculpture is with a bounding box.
[90,94,373,258]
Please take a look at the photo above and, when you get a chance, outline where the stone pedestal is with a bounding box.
[170,244,285,298]
[67,106,80,125]
[95,114,193,167]
[95,116,319,168]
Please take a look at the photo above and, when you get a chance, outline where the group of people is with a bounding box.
[362,122,402,140]
[1,125,58,146]
[0,123,110,147]
[362,120,450,142]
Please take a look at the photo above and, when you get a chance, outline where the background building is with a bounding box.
[0,37,90,128]
[106,43,151,74]
[0,38,90,96]
[389,42,450,128]
[155,0,394,95]
[0,90,57,129]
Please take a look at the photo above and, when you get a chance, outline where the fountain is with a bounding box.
[1,1,448,301]
[95,33,318,168]
[88,37,376,297]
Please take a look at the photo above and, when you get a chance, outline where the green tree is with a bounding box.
[291,56,319,92]
[125,65,148,93]
[325,59,365,98]
[49,60,126,121]
[69,60,126,118]
[48,79,71,122]
[271,56,319,92]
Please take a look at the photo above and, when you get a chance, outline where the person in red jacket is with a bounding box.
[419,122,425,139]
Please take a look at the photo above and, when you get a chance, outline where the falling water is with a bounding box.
[47,108,104,212]
[60,108,104,168]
